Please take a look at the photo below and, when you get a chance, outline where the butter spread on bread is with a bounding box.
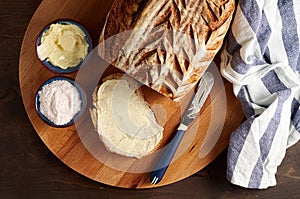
[91,74,163,159]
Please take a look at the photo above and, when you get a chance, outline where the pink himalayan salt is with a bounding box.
[38,80,82,125]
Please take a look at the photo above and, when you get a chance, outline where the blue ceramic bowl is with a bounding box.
[36,20,92,74]
[35,76,87,128]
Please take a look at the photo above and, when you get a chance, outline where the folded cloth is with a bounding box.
[221,0,300,189]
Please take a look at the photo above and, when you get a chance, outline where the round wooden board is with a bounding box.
[19,0,244,188]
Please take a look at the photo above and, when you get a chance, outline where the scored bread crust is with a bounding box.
[90,73,163,159]
[99,0,235,100]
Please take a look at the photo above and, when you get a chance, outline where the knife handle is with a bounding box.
[150,129,186,185]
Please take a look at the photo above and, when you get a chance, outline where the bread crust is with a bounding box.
[99,0,235,100]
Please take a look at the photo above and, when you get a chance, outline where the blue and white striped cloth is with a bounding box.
[220,0,300,189]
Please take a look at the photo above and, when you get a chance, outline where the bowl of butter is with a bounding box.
[36,20,92,74]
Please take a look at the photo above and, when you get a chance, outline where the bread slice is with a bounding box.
[90,73,163,159]
[99,0,235,100]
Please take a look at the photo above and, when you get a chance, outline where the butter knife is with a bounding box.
[150,72,214,185]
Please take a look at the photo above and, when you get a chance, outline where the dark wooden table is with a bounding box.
[0,0,299,198]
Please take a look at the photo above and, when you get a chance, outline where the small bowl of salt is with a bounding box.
[35,76,86,128]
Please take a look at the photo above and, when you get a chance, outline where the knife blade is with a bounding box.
[150,72,214,185]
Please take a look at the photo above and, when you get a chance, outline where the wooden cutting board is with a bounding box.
[19,0,244,188]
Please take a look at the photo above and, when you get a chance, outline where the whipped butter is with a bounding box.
[37,22,89,70]
[92,78,163,159]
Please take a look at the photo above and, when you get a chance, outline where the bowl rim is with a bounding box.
[35,76,87,128]
[36,19,93,74]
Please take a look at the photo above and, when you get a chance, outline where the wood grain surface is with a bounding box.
[1,0,299,198]
[19,0,244,188]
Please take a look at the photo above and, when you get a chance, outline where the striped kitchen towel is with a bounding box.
[220,0,300,189]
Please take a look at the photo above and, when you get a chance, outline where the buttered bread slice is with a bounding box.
[91,74,163,159]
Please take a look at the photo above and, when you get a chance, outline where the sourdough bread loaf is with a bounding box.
[99,0,235,100]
